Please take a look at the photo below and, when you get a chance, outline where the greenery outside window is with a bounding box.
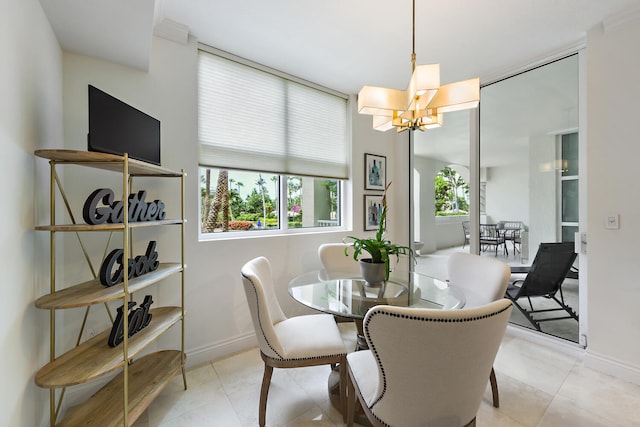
[200,168,341,235]
[435,166,469,216]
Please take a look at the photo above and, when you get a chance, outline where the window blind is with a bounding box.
[198,49,349,179]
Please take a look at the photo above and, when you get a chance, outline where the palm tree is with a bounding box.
[440,167,466,213]
[256,174,267,228]
[234,180,244,195]
[204,169,229,232]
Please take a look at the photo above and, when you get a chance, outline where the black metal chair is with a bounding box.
[500,221,523,254]
[462,220,470,248]
[480,223,507,256]
[505,242,578,331]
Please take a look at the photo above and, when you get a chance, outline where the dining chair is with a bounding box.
[240,256,348,426]
[447,252,511,407]
[346,299,513,427]
[318,242,361,279]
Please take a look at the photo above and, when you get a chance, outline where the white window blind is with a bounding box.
[198,49,349,179]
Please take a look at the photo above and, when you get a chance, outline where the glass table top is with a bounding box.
[288,270,466,320]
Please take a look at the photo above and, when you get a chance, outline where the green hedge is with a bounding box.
[436,211,469,216]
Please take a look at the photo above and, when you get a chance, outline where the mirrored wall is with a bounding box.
[411,54,581,343]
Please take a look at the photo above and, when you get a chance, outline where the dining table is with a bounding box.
[288,269,466,423]
[289,269,465,348]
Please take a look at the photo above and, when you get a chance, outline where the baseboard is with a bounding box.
[58,332,258,418]
[584,350,640,386]
[506,325,640,386]
[505,323,585,360]
[185,332,258,367]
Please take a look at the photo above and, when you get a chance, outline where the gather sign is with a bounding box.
[82,188,166,225]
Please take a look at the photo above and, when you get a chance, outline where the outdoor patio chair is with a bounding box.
[500,221,523,254]
[479,224,507,256]
[505,242,579,332]
[462,221,470,249]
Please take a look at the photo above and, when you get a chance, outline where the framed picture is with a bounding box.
[365,153,386,191]
[364,194,384,231]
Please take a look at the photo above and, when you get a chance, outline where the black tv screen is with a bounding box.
[88,85,161,165]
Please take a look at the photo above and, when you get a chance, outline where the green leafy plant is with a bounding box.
[343,182,413,281]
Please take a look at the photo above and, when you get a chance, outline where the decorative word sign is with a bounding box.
[83,188,166,225]
[108,295,154,347]
[99,241,160,287]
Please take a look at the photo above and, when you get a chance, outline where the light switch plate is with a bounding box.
[605,214,619,229]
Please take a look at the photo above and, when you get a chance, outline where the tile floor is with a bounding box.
[133,324,640,427]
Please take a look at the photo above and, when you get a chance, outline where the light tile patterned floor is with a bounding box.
[133,325,640,427]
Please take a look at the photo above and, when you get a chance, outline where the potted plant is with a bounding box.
[344,182,413,286]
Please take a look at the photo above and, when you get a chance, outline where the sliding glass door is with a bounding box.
[480,54,580,343]
[411,53,583,344]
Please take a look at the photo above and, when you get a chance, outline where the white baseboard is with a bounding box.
[505,324,585,360]
[185,332,257,367]
[584,350,640,386]
[506,325,640,386]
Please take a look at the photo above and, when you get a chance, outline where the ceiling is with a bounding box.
[38,0,638,166]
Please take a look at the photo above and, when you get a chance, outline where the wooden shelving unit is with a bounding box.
[34,149,187,426]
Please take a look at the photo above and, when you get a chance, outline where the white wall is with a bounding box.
[435,216,468,249]
[0,1,62,425]
[414,156,439,253]
[527,133,560,255]
[584,15,640,381]
[58,36,403,382]
[484,163,529,226]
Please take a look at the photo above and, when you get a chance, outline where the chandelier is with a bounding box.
[358,0,480,132]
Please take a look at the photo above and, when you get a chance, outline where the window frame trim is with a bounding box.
[198,168,346,241]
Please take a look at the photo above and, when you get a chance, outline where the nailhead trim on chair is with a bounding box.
[242,273,285,360]
[363,304,512,423]
[243,273,347,362]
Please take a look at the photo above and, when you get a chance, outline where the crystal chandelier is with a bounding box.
[358,0,480,132]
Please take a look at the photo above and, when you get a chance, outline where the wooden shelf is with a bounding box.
[34,148,186,426]
[35,219,184,232]
[35,307,182,388]
[34,149,183,177]
[35,263,183,309]
[58,350,183,427]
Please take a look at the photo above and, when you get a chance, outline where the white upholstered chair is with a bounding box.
[318,242,399,280]
[318,242,360,279]
[240,256,348,426]
[346,299,512,427]
[447,251,511,407]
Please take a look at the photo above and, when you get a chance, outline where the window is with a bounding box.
[560,132,579,242]
[435,166,469,216]
[200,168,341,234]
[197,46,348,237]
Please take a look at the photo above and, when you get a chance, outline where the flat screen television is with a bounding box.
[88,85,161,165]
